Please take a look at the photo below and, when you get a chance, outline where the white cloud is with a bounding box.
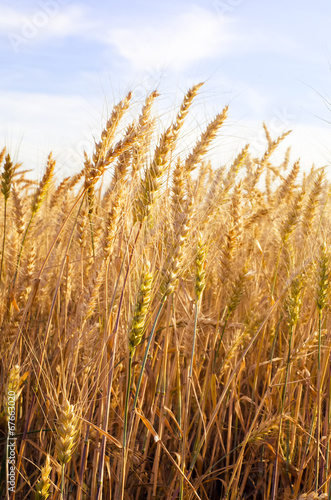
[0,3,245,70]
[0,5,30,31]
[1,3,96,50]
[105,6,241,71]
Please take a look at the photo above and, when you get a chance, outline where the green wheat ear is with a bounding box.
[31,152,55,216]
[285,273,305,327]
[5,365,20,421]
[316,244,329,311]
[129,262,153,356]
[1,152,14,201]
[195,235,207,301]
[35,455,52,500]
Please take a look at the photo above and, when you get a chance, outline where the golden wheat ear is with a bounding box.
[0,152,15,283]
[55,398,78,466]
[184,105,228,173]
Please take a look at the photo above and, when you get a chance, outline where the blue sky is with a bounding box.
[1,0,331,176]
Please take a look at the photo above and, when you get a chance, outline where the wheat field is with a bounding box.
[0,84,330,499]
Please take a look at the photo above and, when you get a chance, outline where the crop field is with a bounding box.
[0,84,330,499]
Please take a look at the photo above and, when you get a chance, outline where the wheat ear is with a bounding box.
[0,153,14,283]
[31,153,55,216]
[184,106,228,173]
[56,398,78,465]
[134,122,174,222]
[56,398,78,498]
[35,455,52,500]
[162,197,194,298]
[5,364,20,420]
[131,90,159,175]
[129,262,153,355]
[171,82,204,145]
[93,91,132,172]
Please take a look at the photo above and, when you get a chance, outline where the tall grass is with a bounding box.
[0,85,330,500]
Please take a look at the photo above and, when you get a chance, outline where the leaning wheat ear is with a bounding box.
[31,152,55,216]
[184,106,228,174]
